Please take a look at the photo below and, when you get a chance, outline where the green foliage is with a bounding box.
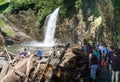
[0,19,15,37]
[10,0,64,27]
[4,29,15,37]
[114,0,120,42]
[0,0,10,13]
[34,0,63,27]
[62,0,77,17]
[36,3,54,26]
[9,0,82,27]
[0,18,7,26]
[75,0,82,11]
[0,0,7,5]
[59,6,67,16]
[114,0,120,8]
[8,0,85,27]
[115,16,120,41]
[10,0,35,12]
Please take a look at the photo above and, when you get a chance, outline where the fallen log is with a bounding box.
[0,52,6,57]
[44,64,53,82]
[0,61,9,81]
[10,56,20,66]
[4,46,12,61]
[0,50,16,60]
[39,64,47,82]
[1,58,29,82]
[31,61,41,81]
[39,52,53,82]
[25,54,34,82]
[58,43,70,64]
[9,65,26,78]
[72,48,85,57]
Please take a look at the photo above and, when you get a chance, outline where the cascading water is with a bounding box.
[43,8,59,46]
[21,8,59,47]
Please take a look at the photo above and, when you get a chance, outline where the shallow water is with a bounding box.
[0,44,53,56]
[0,45,21,55]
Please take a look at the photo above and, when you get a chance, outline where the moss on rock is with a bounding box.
[0,18,15,37]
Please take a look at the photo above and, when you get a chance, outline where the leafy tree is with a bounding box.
[34,0,63,27]
[10,0,35,12]
[114,0,120,42]
[75,0,82,11]
[10,0,63,27]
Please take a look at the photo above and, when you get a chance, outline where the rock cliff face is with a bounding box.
[0,14,32,46]
[56,0,115,46]
[0,31,5,47]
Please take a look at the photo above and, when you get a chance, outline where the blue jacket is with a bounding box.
[37,50,42,57]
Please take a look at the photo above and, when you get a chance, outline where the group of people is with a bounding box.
[19,48,43,59]
[82,42,120,82]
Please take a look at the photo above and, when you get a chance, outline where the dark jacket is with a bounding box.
[111,54,120,71]
[106,51,114,64]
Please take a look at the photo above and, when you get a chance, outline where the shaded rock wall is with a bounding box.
[0,30,5,47]
[56,0,115,46]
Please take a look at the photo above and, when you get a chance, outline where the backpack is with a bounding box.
[91,54,98,64]
[102,48,109,57]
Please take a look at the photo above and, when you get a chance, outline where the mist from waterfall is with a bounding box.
[21,8,59,47]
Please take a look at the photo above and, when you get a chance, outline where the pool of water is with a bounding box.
[0,45,21,55]
[0,44,53,56]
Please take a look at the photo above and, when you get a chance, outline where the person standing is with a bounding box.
[106,46,114,76]
[23,48,28,56]
[93,48,100,60]
[89,50,99,82]
[101,45,110,61]
[37,49,42,59]
[111,49,120,82]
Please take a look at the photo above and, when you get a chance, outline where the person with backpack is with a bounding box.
[106,46,114,77]
[89,50,99,82]
[101,45,110,60]
[37,49,42,59]
[23,48,28,56]
[101,45,110,67]
[111,49,120,82]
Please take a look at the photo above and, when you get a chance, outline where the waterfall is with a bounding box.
[21,8,59,47]
[43,8,59,46]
